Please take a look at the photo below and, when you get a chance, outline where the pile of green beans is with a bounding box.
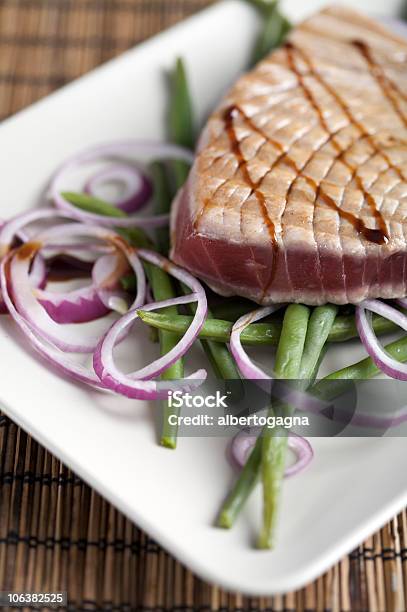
[217,305,338,547]
[168,57,194,190]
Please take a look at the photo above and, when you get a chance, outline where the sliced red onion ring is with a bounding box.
[230,305,285,379]
[0,208,63,258]
[11,250,106,352]
[230,430,314,478]
[0,221,47,314]
[50,140,194,228]
[93,249,207,400]
[356,299,407,380]
[8,224,146,353]
[85,164,153,214]
[0,256,105,389]
[92,253,130,314]
[34,252,126,324]
[43,242,113,261]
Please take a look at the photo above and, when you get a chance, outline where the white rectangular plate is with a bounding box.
[1,0,407,596]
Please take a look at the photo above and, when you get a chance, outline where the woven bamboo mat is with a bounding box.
[0,1,406,610]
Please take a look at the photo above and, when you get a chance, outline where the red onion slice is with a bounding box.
[0,256,105,389]
[93,249,207,400]
[356,299,407,380]
[8,224,146,353]
[50,140,194,228]
[85,164,153,214]
[230,305,284,379]
[43,242,113,261]
[0,221,47,314]
[10,249,107,353]
[230,430,314,478]
[0,208,64,258]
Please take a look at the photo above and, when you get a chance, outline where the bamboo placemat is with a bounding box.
[0,1,406,610]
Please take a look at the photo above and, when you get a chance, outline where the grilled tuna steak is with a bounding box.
[170,6,407,305]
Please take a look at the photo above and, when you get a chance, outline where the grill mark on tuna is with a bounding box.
[285,42,389,246]
[195,101,320,232]
[290,42,407,208]
[196,108,287,229]
[199,47,392,248]
[223,105,278,249]
[352,39,407,127]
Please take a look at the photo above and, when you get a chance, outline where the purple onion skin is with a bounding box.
[39,294,109,324]
[115,176,153,214]
[84,165,154,214]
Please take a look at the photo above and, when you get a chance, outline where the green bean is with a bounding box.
[63,191,184,448]
[195,310,240,379]
[62,192,127,218]
[181,282,240,380]
[274,305,310,378]
[169,57,195,150]
[137,310,398,345]
[325,312,399,342]
[219,305,334,538]
[168,57,194,190]
[211,299,260,322]
[299,305,338,380]
[216,305,312,536]
[258,424,288,549]
[149,161,173,255]
[217,437,262,529]
[137,311,279,344]
[245,0,277,12]
[303,332,407,425]
[258,304,310,549]
[151,270,184,449]
[61,192,152,250]
[251,1,291,65]
[259,306,337,549]
[311,334,407,406]
[217,305,338,543]
[325,334,407,380]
